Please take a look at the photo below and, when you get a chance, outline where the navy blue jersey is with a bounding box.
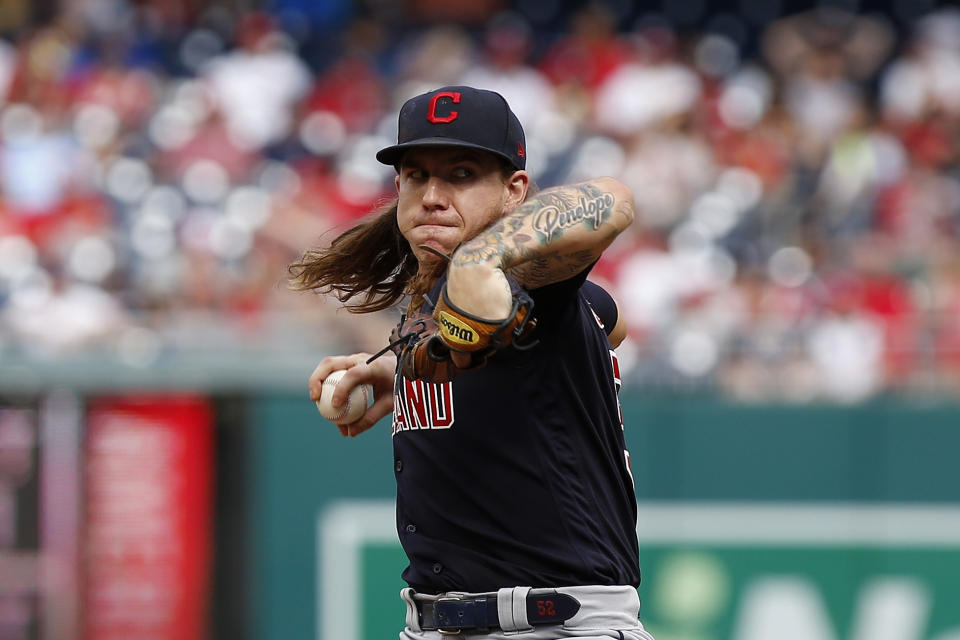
[391,270,640,594]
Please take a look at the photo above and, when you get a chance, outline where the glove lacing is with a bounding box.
[365,312,430,365]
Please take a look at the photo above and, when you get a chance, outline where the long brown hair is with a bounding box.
[288,199,419,313]
[288,156,526,314]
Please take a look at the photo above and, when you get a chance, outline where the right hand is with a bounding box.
[308,352,397,437]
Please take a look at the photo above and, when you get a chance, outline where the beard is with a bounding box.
[403,246,451,313]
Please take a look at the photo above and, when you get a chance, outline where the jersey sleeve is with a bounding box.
[581,280,618,337]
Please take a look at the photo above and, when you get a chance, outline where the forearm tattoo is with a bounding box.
[530,189,615,242]
[453,181,630,287]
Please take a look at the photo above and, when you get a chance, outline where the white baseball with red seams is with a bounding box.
[316,369,372,424]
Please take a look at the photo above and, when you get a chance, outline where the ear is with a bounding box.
[394,174,401,194]
[503,170,530,212]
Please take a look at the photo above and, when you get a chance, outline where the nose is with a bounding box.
[421,177,449,210]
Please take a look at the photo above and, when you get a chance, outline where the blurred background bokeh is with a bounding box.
[1,0,958,639]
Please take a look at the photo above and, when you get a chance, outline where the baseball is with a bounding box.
[316,369,372,424]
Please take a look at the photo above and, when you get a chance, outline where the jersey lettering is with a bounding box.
[401,378,430,430]
[392,377,455,436]
[392,385,408,434]
[428,382,454,428]
[427,91,461,123]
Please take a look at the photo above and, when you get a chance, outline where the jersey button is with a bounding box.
[405,524,416,533]
[395,459,403,472]
[432,563,443,574]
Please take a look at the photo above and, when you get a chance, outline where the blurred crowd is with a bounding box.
[0,0,959,402]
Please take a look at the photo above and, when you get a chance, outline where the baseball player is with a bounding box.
[291,86,653,639]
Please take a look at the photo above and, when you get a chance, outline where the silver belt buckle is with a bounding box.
[436,595,463,635]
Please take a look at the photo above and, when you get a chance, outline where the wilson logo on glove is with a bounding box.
[437,311,478,346]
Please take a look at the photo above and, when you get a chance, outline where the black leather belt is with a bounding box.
[416,591,580,633]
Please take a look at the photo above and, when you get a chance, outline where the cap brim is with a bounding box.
[376,137,519,169]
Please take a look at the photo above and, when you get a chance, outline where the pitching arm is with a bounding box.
[309,352,397,437]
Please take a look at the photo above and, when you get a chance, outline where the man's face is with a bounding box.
[395,147,518,266]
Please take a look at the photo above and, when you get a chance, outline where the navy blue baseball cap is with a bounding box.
[376,86,526,170]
